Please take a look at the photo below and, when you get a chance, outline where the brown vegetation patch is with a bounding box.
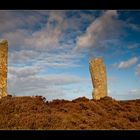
[0,96,140,130]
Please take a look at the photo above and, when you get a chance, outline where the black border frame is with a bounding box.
[1,0,140,139]
[0,0,140,9]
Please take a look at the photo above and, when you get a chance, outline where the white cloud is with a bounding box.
[117,57,138,69]
[3,10,140,101]
[127,23,140,32]
[9,63,85,82]
[9,48,83,69]
[75,10,121,50]
[2,11,84,69]
[128,44,139,49]
[108,76,118,84]
[8,68,87,100]
[3,29,29,48]
[8,66,41,78]
[1,11,68,51]
[135,64,140,76]
[0,11,49,33]
[128,89,140,94]
[0,11,22,33]
[34,50,83,68]
[9,50,40,63]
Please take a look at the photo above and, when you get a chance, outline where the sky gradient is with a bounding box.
[0,10,140,100]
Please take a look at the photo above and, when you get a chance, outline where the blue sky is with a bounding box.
[0,10,140,100]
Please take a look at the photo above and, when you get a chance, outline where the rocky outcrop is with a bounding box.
[89,58,107,100]
[0,39,8,98]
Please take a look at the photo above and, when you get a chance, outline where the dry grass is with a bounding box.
[0,95,140,130]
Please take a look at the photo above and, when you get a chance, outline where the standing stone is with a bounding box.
[89,58,107,100]
[0,39,8,98]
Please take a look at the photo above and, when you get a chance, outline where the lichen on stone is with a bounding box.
[89,58,107,100]
[0,39,8,98]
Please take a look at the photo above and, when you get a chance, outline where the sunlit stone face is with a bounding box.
[0,39,8,98]
[89,58,107,100]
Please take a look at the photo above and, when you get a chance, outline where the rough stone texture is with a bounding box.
[89,58,107,100]
[0,39,8,98]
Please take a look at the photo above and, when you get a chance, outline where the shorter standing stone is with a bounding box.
[89,58,107,100]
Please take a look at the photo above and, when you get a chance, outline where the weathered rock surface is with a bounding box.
[89,58,107,100]
[0,39,8,98]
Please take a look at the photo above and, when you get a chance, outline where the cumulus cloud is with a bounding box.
[117,57,138,69]
[135,64,140,76]
[75,10,121,50]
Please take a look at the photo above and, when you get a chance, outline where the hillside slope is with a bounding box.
[0,95,140,130]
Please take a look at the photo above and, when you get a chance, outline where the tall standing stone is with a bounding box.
[89,58,107,100]
[0,39,8,98]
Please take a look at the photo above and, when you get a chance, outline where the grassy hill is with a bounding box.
[0,95,140,130]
